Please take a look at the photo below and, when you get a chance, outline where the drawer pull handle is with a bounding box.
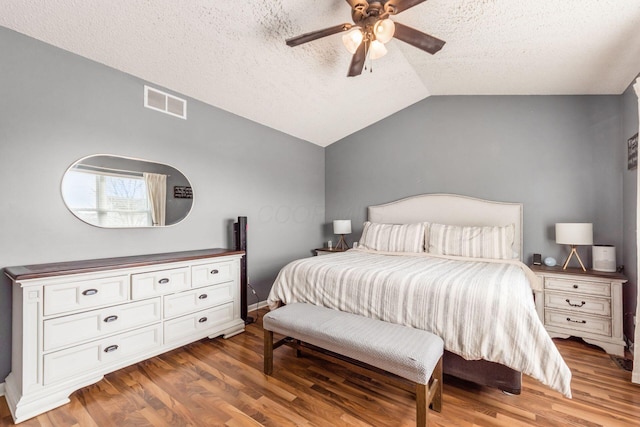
[198,294,208,300]
[158,278,170,284]
[572,284,579,289]
[82,289,99,296]
[198,317,208,323]
[566,317,587,324]
[104,345,119,353]
[210,269,219,275]
[565,299,586,308]
[104,315,119,323]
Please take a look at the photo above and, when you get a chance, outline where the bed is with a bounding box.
[267,193,572,398]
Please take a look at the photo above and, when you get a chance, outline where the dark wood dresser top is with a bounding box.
[5,248,244,281]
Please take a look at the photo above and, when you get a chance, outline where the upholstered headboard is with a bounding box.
[368,193,524,261]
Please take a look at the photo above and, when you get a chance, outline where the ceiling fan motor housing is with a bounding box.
[351,1,393,25]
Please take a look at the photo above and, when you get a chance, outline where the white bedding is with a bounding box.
[267,249,572,398]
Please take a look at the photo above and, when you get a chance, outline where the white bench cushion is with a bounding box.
[263,303,444,384]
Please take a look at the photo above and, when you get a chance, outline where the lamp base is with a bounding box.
[562,245,587,271]
[335,235,349,251]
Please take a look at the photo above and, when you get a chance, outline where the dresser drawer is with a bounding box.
[164,302,234,344]
[164,283,234,319]
[545,310,611,337]
[131,267,190,299]
[544,292,611,317]
[544,277,610,297]
[43,297,162,351]
[191,260,234,288]
[43,324,162,385]
[44,275,129,316]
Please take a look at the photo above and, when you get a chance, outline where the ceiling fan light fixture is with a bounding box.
[286,0,444,77]
[342,28,364,54]
[374,18,395,44]
[369,40,388,60]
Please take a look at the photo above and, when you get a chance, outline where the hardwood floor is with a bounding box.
[1,308,638,427]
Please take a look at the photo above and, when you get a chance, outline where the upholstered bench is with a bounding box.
[263,303,444,426]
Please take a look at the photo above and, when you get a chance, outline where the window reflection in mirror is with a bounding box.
[61,155,193,228]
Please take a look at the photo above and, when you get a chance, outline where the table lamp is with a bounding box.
[333,220,352,251]
[555,223,593,271]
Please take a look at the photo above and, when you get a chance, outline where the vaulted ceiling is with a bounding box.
[1,1,639,146]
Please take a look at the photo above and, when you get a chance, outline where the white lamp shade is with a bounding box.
[555,223,593,245]
[333,220,352,235]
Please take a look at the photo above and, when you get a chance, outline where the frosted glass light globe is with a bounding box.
[369,40,388,59]
[374,19,395,44]
[342,28,364,54]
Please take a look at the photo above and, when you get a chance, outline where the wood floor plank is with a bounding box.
[1,308,639,426]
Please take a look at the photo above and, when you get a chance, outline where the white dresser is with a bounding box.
[4,248,245,423]
[531,265,627,357]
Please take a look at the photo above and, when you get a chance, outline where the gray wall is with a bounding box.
[622,80,638,343]
[0,27,325,380]
[326,95,625,273]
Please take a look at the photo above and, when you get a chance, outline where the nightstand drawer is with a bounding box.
[544,292,611,317]
[544,278,610,297]
[545,310,611,337]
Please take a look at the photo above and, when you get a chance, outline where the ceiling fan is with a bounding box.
[286,0,446,77]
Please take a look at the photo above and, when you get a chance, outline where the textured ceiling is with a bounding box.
[1,0,639,146]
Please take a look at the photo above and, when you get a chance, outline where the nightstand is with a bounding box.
[530,265,627,356]
[314,248,349,256]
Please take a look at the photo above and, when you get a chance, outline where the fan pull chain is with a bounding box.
[364,39,373,73]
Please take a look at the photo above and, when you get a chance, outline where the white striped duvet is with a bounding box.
[267,249,572,398]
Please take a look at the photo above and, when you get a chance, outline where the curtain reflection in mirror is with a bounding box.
[144,172,167,226]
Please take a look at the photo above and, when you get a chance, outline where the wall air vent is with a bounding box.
[144,85,187,119]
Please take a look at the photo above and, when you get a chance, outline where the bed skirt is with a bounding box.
[444,351,521,394]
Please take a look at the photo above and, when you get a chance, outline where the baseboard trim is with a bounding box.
[248,300,268,313]
[0,382,5,397]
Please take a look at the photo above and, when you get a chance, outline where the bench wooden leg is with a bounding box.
[430,357,443,413]
[416,383,428,427]
[264,329,273,375]
[416,356,443,426]
[295,339,302,358]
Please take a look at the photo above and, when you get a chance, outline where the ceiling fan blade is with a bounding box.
[385,0,426,14]
[393,22,445,54]
[286,23,353,47]
[347,41,367,77]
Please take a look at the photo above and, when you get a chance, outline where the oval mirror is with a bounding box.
[61,154,193,228]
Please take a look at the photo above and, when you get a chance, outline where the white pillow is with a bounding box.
[358,222,426,253]
[428,223,515,260]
